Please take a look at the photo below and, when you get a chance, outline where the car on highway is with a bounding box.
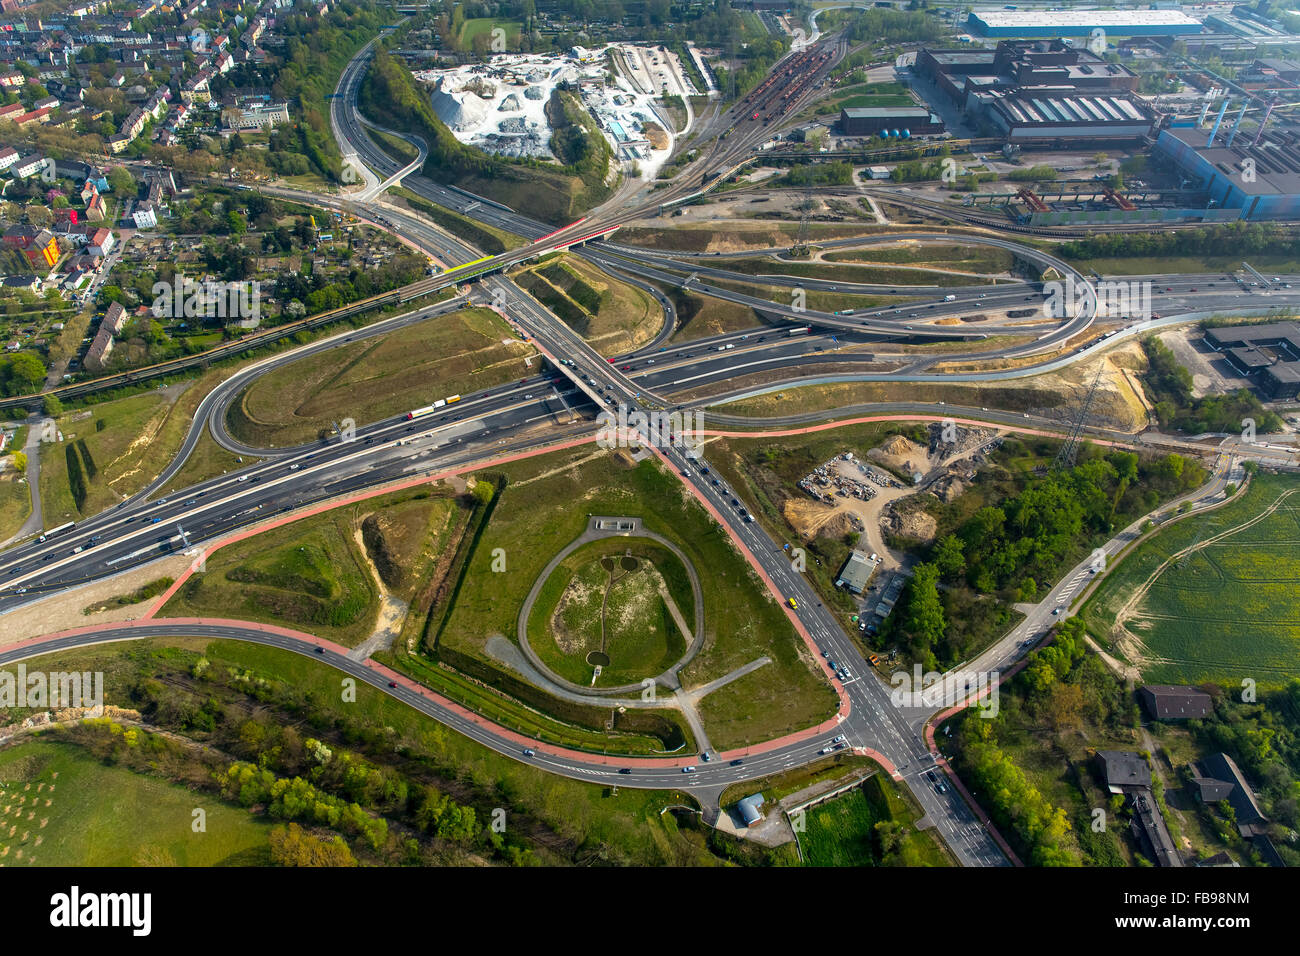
[387,681,398,688]
[681,766,696,773]
[701,752,712,762]
[618,768,632,774]
[315,647,324,654]
[523,748,536,757]
[1053,606,1062,615]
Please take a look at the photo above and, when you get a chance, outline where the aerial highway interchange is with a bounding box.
[4,26,1300,871]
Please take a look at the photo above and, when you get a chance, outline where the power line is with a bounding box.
[1053,365,1105,471]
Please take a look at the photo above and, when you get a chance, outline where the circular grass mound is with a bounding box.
[527,538,694,688]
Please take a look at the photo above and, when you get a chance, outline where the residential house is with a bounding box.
[1139,685,1214,721]
[1192,753,1269,838]
[20,229,59,268]
[11,152,45,178]
[129,199,156,229]
[82,226,113,256]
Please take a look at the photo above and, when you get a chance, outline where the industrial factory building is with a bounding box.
[839,106,943,137]
[966,9,1204,38]
[1204,322,1300,399]
[970,89,1155,143]
[917,41,1139,105]
[914,40,1152,144]
[1153,94,1300,221]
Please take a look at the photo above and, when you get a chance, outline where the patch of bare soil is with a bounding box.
[643,122,670,150]
[782,497,842,540]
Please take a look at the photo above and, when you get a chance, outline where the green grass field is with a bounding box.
[0,741,271,866]
[1081,472,1300,688]
[226,307,536,448]
[459,18,522,49]
[434,448,837,748]
[514,254,661,355]
[0,473,30,542]
[824,243,1017,274]
[711,256,996,288]
[38,367,240,524]
[701,275,910,314]
[167,509,380,647]
[799,774,950,867]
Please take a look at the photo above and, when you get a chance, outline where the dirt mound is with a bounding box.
[643,122,669,150]
[818,510,860,540]
[882,496,937,545]
[869,435,928,476]
[931,474,965,503]
[782,497,839,540]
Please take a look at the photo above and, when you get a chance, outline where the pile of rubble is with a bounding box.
[797,451,901,503]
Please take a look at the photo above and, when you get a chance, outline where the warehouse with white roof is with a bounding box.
[967,9,1204,37]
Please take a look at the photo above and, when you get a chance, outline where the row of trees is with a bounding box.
[1059,221,1300,262]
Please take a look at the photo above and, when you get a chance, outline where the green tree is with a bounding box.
[43,394,62,416]
[107,166,137,196]
[6,353,45,393]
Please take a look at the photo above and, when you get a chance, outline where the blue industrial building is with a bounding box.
[967,9,1204,38]
[1154,124,1300,221]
